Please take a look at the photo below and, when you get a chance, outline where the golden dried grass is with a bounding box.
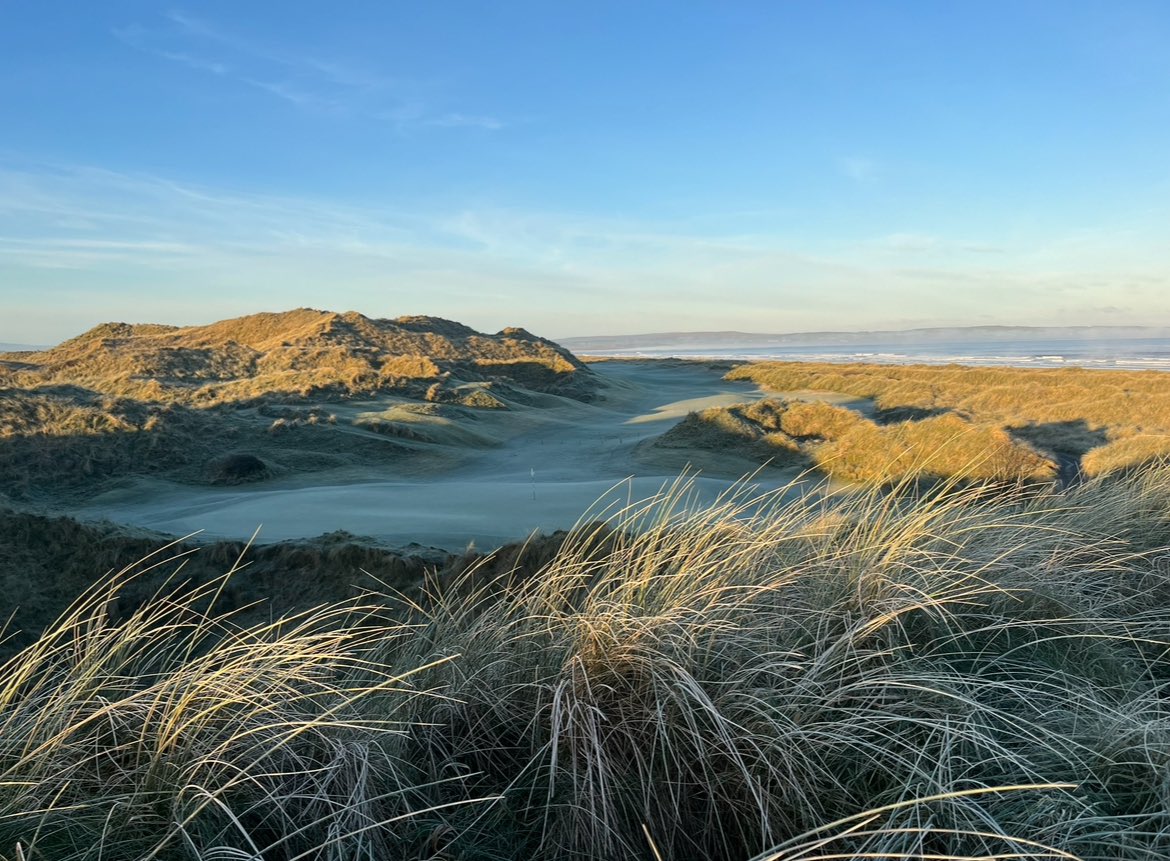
[6,472,1170,857]
[729,361,1170,475]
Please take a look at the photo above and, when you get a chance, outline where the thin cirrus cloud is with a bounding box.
[874,234,1005,256]
[839,156,878,183]
[427,113,507,131]
[153,48,229,76]
[111,10,505,130]
[3,157,1170,343]
[242,77,341,111]
[879,232,939,252]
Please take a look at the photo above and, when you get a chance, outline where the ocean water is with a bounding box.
[590,338,1170,372]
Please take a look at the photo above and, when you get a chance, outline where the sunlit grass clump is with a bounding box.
[820,412,1056,482]
[656,398,1056,483]
[5,473,1170,859]
[727,360,1170,474]
[0,549,463,861]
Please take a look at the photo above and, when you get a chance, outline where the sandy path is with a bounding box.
[75,362,822,550]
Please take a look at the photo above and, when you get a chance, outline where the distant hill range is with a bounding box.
[0,342,45,352]
[562,325,1170,352]
[1,308,591,404]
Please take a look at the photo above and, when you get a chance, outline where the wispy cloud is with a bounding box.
[112,24,229,75]
[111,10,504,131]
[166,11,223,42]
[0,237,201,271]
[162,51,228,75]
[427,113,507,131]
[839,155,878,183]
[2,157,1169,342]
[879,232,938,252]
[242,78,340,111]
[875,233,1006,256]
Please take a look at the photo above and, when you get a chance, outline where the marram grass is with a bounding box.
[5,471,1170,860]
[726,360,1170,476]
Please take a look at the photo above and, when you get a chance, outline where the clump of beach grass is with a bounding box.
[727,360,1170,474]
[372,472,1170,859]
[6,471,1170,859]
[819,412,1057,482]
[655,398,1055,484]
[0,544,475,861]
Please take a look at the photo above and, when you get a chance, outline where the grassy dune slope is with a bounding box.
[727,361,1170,477]
[3,472,1170,859]
[0,310,594,503]
[654,397,1057,484]
[0,389,478,503]
[2,309,589,405]
[0,507,576,657]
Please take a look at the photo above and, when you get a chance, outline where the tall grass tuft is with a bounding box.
[0,546,469,861]
[727,360,1170,474]
[378,474,1170,859]
[7,471,1170,858]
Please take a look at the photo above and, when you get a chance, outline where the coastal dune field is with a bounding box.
[7,6,1170,857]
[6,312,1170,551]
[6,312,1170,860]
[73,360,801,548]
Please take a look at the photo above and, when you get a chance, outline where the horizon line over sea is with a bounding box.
[585,336,1170,372]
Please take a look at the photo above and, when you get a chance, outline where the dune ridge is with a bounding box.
[2,308,589,404]
[0,310,596,504]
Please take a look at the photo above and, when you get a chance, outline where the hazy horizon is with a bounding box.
[4,3,1170,342]
[11,313,1170,353]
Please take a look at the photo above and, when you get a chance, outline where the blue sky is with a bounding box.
[2,1,1169,343]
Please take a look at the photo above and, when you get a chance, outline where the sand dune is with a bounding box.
[76,361,815,550]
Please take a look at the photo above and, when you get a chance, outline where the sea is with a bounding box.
[588,337,1170,372]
